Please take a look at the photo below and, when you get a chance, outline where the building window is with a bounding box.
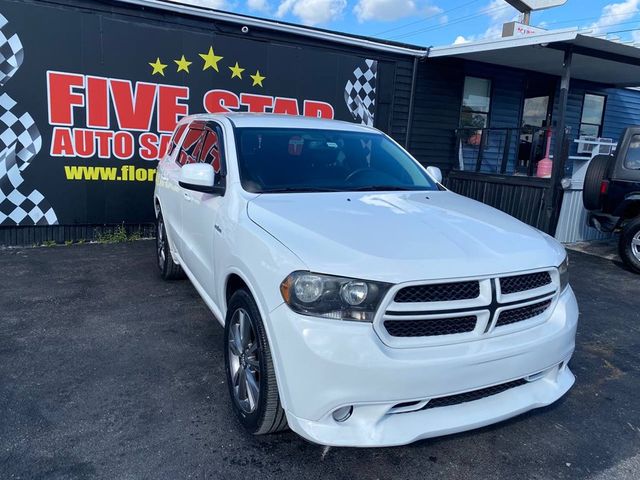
[460,76,492,129]
[579,93,606,137]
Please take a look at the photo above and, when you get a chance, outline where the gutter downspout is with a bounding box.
[547,46,573,236]
[404,53,423,148]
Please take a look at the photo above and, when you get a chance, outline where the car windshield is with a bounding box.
[234,127,438,193]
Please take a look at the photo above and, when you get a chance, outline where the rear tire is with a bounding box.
[156,212,185,280]
[583,155,613,211]
[619,217,640,274]
[224,289,288,435]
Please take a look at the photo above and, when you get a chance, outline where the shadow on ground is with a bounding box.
[0,241,638,479]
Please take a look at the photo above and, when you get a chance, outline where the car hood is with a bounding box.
[247,191,565,283]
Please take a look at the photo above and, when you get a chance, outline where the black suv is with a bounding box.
[583,126,640,273]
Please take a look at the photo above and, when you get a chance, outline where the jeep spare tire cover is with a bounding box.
[583,155,613,211]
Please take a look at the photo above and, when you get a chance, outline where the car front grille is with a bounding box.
[384,315,477,337]
[422,379,528,410]
[394,281,480,303]
[500,271,552,295]
[496,299,553,327]
[380,269,557,343]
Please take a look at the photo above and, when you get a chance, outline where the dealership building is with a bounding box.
[2,0,640,245]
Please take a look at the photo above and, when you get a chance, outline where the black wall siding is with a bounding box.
[0,224,155,247]
[387,59,414,145]
[446,173,550,232]
[0,0,421,245]
[406,58,464,172]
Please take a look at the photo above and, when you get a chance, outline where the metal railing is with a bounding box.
[455,127,551,177]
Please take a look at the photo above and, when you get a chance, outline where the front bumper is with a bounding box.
[266,287,579,447]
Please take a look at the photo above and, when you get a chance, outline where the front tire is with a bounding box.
[156,212,185,280]
[619,217,640,274]
[224,289,287,435]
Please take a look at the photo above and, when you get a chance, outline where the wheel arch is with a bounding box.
[221,265,293,412]
[154,195,162,217]
[614,194,640,222]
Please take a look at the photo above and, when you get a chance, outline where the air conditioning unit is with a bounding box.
[596,138,614,155]
[577,135,597,154]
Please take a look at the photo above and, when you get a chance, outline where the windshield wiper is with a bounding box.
[348,185,421,192]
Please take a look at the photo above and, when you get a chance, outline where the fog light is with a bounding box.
[332,405,353,423]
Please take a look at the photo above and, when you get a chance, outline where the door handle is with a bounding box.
[161,175,169,181]
[183,192,192,202]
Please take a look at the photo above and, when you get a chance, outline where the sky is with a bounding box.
[170,0,640,47]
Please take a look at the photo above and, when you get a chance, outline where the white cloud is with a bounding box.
[485,0,515,22]
[454,0,515,42]
[448,1,518,44]
[276,0,347,25]
[248,0,270,12]
[587,0,639,36]
[353,0,442,23]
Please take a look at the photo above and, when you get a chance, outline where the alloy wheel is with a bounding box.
[157,219,166,269]
[632,231,640,261]
[228,308,261,414]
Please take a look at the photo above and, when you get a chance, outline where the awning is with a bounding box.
[429,29,640,87]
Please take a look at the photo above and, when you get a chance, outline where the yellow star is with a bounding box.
[199,46,223,72]
[229,62,245,79]
[174,55,192,73]
[149,57,167,76]
[250,70,266,87]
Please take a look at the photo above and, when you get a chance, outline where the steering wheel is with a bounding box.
[345,168,374,184]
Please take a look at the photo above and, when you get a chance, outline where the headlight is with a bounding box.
[280,272,391,322]
[558,255,569,292]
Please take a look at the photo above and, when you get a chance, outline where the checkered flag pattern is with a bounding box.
[344,59,377,127]
[0,14,57,226]
[0,14,23,86]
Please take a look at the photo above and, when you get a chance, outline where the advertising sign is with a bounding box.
[0,1,378,225]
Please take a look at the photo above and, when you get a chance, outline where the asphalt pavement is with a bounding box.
[1,241,639,480]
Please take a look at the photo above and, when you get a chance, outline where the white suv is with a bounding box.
[154,113,578,447]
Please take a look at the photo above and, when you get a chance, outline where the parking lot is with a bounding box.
[1,241,639,480]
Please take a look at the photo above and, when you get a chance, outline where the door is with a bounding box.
[517,76,556,175]
[158,123,188,249]
[179,121,226,296]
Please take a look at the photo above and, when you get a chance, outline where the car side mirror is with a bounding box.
[426,166,443,184]
[179,163,225,195]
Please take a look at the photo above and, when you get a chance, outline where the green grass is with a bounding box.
[95,225,142,244]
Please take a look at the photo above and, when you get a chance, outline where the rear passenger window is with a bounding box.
[177,122,206,166]
[168,123,187,157]
[625,134,640,170]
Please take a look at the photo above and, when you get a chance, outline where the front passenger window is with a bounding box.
[197,123,226,187]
